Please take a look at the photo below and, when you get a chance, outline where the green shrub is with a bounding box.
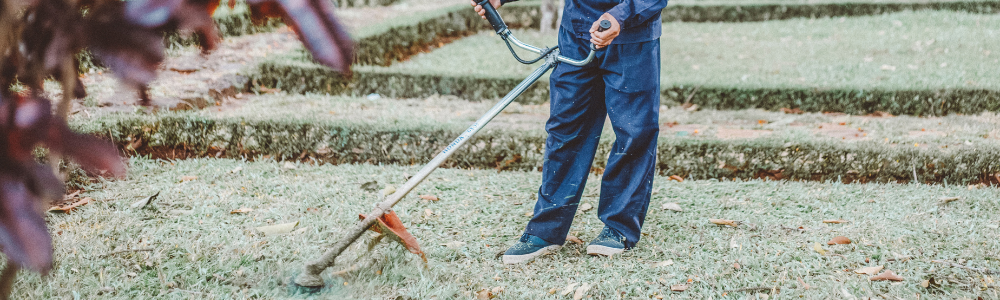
[77,114,1000,185]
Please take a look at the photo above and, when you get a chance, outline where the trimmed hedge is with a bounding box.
[663,0,1000,23]
[77,114,1000,185]
[352,2,544,66]
[334,0,400,8]
[250,58,1000,115]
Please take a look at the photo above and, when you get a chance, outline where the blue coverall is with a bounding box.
[503,0,668,248]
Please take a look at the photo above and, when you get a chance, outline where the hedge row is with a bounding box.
[334,0,399,8]
[77,114,1000,185]
[662,0,1000,22]
[249,59,1000,115]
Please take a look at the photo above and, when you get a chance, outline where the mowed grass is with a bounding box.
[367,10,1000,90]
[16,158,1000,299]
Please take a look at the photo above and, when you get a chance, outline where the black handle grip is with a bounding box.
[478,0,508,34]
[598,19,611,32]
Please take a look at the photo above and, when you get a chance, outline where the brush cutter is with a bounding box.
[290,3,610,291]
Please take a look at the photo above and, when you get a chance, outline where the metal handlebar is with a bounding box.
[478,0,609,66]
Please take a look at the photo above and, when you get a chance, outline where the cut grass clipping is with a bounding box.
[24,158,1000,298]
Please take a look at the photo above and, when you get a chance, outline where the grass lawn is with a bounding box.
[366,10,1000,90]
[19,158,1000,299]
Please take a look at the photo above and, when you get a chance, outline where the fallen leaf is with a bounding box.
[732,262,741,269]
[282,162,297,170]
[579,203,593,212]
[440,241,466,249]
[230,207,253,214]
[131,191,160,209]
[524,211,533,217]
[854,265,884,275]
[179,175,197,182]
[920,277,940,288]
[939,196,960,203]
[653,260,674,267]
[419,194,439,201]
[560,283,578,296]
[381,185,396,196]
[709,219,739,227]
[662,202,683,212]
[827,236,851,245]
[670,284,688,292]
[668,175,684,182]
[797,277,810,290]
[813,243,827,255]
[573,282,591,300]
[491,287,504,296]
[781,107,804,114]
[475,288,493,300]
[48,197,92,213]
[360,181,379,192]
[823,219,849,224]
[870,270,904,281]
[424,209,433,217]
[548,287,558,294]
[566,235,584,245]
[230,167,243,173]
[256,221,298,236]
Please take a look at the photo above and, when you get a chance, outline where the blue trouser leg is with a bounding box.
[524,28,660,248]
[598,38,661,249]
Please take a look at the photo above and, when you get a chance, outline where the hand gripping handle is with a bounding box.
[477,0,508,34]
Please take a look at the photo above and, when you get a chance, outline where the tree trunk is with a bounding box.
[539,0,560,34]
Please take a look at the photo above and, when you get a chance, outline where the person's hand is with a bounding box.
[590,13,620,49]
[470,0,502,20]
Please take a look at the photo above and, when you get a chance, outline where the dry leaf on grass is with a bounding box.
[48,197,92,213]
[797,277,810,290]
[854,265,884,275]
[579,203,593,212]
[573,283,591,300]
[360,181,379,191]
[418,194,439,201]
[870,270,903,281]
[813,243,827,255]
[732,262,741,269]
[230,207,253,214]
[256,221,298,236]
[381,185,396,196]
[668,175,684,182]
[179,175,197,182]
[827,236,851,245]
[566,235,584,245]
[131,192,160,209]
[652,260,674,267]
[939,196,960,203]
[709,219,739,227]
[920,277,940,288]
[424,209,433,217]
[440,241,466,249]
[662,203,683,212]
[560,283,578,296]
[823,219,849,224]
[670,284,688,292]
[282,162,297,170]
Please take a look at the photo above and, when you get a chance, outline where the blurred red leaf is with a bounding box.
[248,0,354,73]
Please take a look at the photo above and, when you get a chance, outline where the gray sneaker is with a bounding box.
[586,226,627,256]
[502,233,561,264]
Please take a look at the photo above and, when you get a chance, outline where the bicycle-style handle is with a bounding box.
[477,0,508,34]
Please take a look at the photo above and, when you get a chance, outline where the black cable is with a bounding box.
[502,36,556,65]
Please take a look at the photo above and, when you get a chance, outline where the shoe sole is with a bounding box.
[502,245,562,264]
[586,245,625,256]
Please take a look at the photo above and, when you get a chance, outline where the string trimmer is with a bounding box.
[290,2,609,292]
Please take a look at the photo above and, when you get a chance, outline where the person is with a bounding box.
[471,0,668,264]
